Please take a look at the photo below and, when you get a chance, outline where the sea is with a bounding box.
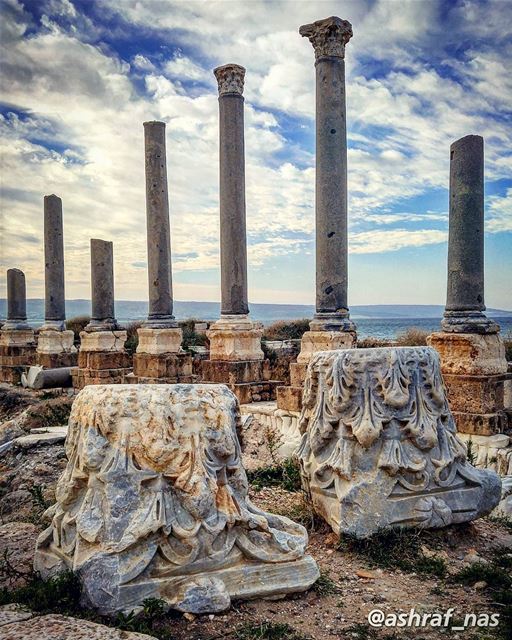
[2,300,511,341]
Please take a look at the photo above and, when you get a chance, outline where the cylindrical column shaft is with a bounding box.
[88,239,117,330]
[44,194,66,329]
[143,121,175,327]
[214,64,249,316]
[300,16,355,331]
[442,135,496,333]
[6,268,29,329]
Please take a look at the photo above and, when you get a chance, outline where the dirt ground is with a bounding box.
[0,386,511,640]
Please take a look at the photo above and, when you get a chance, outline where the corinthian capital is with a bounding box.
[214,63,245,96]
[299,16,353,59]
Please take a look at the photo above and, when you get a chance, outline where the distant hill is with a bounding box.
[1,299,511,324]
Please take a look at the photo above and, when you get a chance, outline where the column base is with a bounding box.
[0,329,37,384]
[36,329,77,368]
[207,315,264,361]
[129,352,194,383]
[136,327,183,355]
[441,310,499,334]
[73,330,132,389]
[201,359,281,404]
[428,331,507,375]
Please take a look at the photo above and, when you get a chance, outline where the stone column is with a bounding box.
[442,135,497,334]
[428,135,509,441]
[37,195,76,366]
[4,269,30,331]
[76,239,130,389]
[87,239,117,331]
[0,269,36,383]
[277,17,357,413]
[43,194,66,330]
[205,64,263,367]
[300,16,356,335]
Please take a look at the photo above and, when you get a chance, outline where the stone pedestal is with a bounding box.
[73,330,131,389]
[297,346,501,538]
[129,327,193,384]
[203,316,280,403]
[36,329,77,368]
[277,330,356,412]
[428,332,511,436]
[0,329,36,384]
[34,384,318,614]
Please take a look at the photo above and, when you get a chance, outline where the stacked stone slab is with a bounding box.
[297,347,501,538]
[129,121,192,384]
[428,135,511,438]
[277,17,357,413]
[73,239,132,389]
[36,195,77,368]
[34,384,319,614]
[0,269,36,383]
[201,64,281,403]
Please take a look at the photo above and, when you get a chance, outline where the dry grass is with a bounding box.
[395,327,429,346]
[263,319,310,341]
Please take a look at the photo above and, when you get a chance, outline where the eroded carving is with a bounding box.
[34,384,318,613]
[299,16,353,59]
[297,347,501,538]
[214,64,245,96]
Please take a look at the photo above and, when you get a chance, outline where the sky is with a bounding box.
[0,0,511,310]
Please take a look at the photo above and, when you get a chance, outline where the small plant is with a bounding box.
[66,315,90,345]
[235,620,311,640]
[247,458,302,492]
[114,598,174,639]
[395,327,429,346]
[0,571,82,614]
[263,424,282,465]
[466,438,476,465]
[124,321,142,355]
[338,527,447,577]
[312,570,341,596]
[486,513,512,533]
[261,341,279,366]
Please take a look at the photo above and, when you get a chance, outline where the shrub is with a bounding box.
[247,458,302,493]
[65,316,90,344]
[124,321,142,355]
[178,318,209,351]
[503,330,512,362]
[263,319,310,341]
[357,336,391,349]
[395,327,429,346]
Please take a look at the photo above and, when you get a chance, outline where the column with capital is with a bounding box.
[277,17,357,413]
[428,135,510,439]
[37,195,77,368]
[206,63,264,364]
[202,64,283,405]
[0,269,36,383]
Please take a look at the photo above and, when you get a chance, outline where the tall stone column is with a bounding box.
[442,135,497,334]
[206,64,263,365]
[131,121,191,384]
[87,239,117,331]
[37,195,76,367]
[0,269,36,383]
[428,135,510,441]
[76,239,131,389]
[277,17,357,413]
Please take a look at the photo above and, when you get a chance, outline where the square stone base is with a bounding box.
[443,372,512,435]
[136,327,182,355]
[428,331,507,375]
[276,385,303,412]
[0,342,37,384]
[131,351,193,382]
[37,352,78,368]
[297,330,356,364]
[207,315,264,361]
[79,330,127,353]
[37,330,76,356]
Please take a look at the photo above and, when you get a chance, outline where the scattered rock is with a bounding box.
[473,581,487,590]
[0,604,33,627]
[355,570,376,580]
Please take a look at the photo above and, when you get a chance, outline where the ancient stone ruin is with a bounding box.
[297,346,501,538]
[33,384,319,614]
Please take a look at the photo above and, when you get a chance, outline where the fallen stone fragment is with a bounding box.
[0,604,33,627]
[15,431,67,449]
[0,613,157,639]
[355,570,376,580]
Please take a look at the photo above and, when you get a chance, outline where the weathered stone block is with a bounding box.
[290,362,308,387]
[201,359,264,384]
[133,352,192,380]
[297,330,355,364]
[34,384,319,614]
[136,327,182,355]
[79,330,127,353]
[297,347,501,538]
[207,315,264,362]
[78,351,132,370]
[37,352,78,369]
[442,373,509,415]
[451,411,509,437]
[428,331,507,375]
[0,329,35,348]
[276,385,303,412]
[36,330,76,355]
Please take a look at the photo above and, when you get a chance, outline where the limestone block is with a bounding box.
[36,352,77,368]
[136,327,182,355]
[201,359,263,384]
[34,384,318,614]
[207,315,264,362]
[0,329,35,347]
[276,385,303,412]
[297,347,501,538]
[79,330,127,353]
[79,350,132,370]
[133,352,192,379]
[37,329,76,355]
[297,330,355,365]
[427,332,507,375]
[442,373,508,414]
